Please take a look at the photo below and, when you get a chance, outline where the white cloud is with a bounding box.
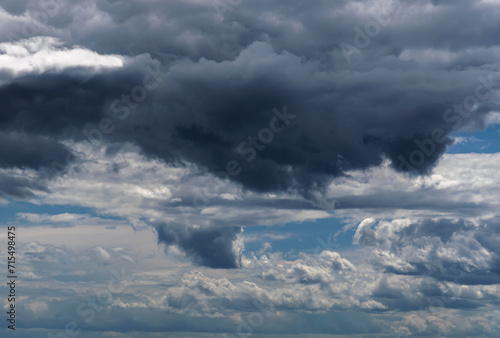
[327,153,500,221]
[36,142,332,229]
[37,144,500,238]
[452,136,482,145]
[360,299,387,310]
[353,217,500,283]
[0,36,124,78]
[486,112,500,126]
[17,212,87,223]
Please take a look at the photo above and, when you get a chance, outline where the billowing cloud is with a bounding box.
[1,0,500,198]
[1,1,500,336]
[354,217,500,284]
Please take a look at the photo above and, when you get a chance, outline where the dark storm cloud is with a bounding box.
[0,130,71,198]
[0,131,69,169]
[2,0,500,267]
[6,0,498,65]
[1,40,494,196]
[1,0,499,196]
[0,57,152,197]
[0,68,145,136]
[0,172,47,198]
[155,223,242,268]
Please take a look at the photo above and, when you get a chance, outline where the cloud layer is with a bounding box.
[1,0,499,199]
[1,1,500,336]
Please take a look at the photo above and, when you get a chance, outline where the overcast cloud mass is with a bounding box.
[1,0,500,337]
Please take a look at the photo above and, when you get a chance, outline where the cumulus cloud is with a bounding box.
[354,217,500,284]
[1,1,500,335]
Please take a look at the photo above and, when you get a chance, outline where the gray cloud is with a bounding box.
[1,0,499,200]
[0,171,47,198]
[155,223,243,269]
[0,131,70,169]
[2,10,500,337]
[354,217,500,284]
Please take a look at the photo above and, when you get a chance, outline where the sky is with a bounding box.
[1,0,500,336]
